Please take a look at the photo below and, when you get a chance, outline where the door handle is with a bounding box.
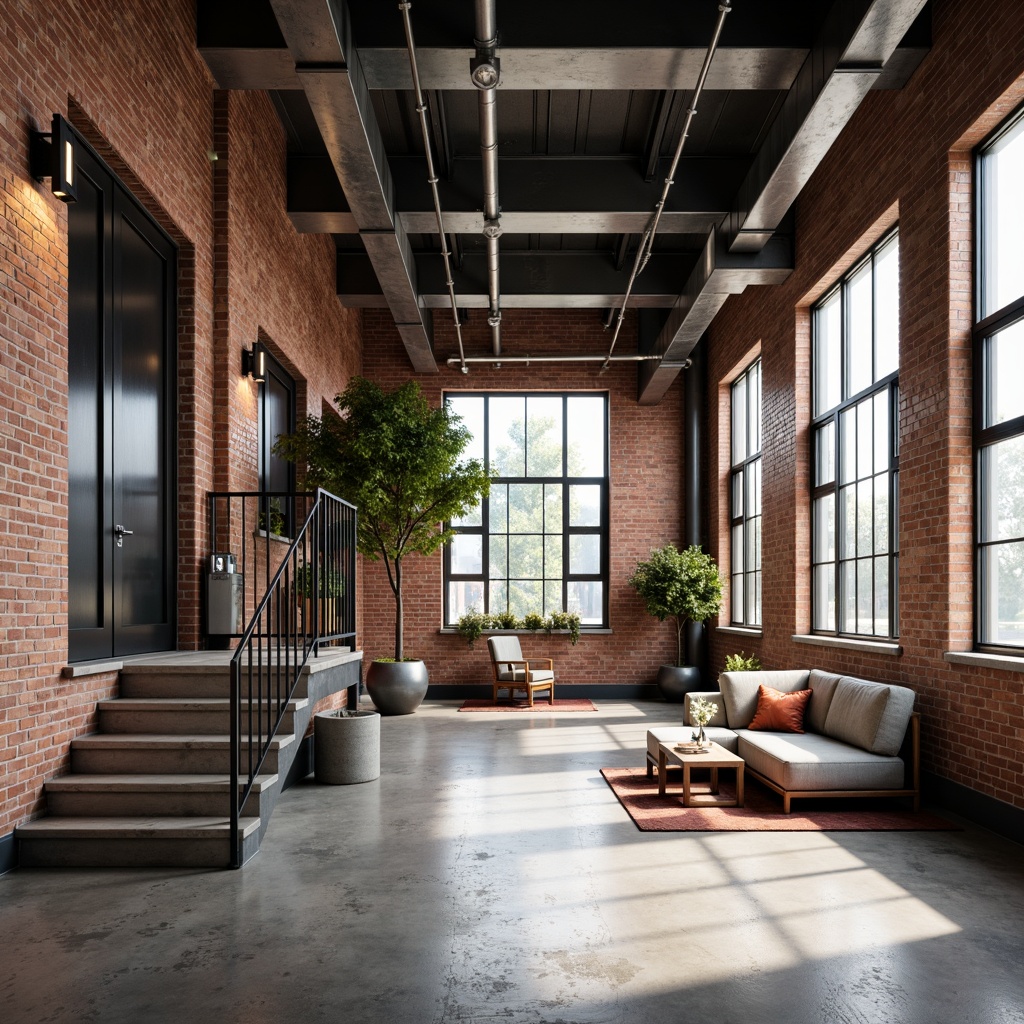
[114,524,134,548]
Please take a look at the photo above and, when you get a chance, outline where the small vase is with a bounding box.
[693,724,708,749]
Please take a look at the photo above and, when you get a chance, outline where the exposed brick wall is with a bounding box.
[705,0,1024,810]
[0,0,360,835]
[361,308,685,687]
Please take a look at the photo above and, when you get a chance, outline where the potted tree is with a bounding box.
[276,377,490,714]
[628,543,723,702]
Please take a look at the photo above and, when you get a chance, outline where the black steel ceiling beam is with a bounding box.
[267,0,436,372]
[337,251,701,309]
[288,154,747,235]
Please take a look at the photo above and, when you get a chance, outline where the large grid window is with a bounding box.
[976,109,1024,651]
[811,232,900,638]
[444,393,609,627]
[730,359,762,626]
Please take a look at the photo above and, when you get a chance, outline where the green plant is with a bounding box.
[491,609,521,630]
[293,562,344,599]
[545,610,581,646]
[258,497,285,537]
[627,543,723,667]
[276,378,491,660]
[724,651,762,672]
[456,608,492,648]
[522,612,545,632]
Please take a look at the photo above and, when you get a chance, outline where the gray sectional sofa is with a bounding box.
[646,669,920,813]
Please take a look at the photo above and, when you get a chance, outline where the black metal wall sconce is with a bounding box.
[30,113,79,203]
[242,341,267,382]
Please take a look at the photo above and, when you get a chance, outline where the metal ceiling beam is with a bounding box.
[287,155,746,235]
[637,228,793,405]
[337,251,702,309]
[268,0,436,372]
[725,0,930,253]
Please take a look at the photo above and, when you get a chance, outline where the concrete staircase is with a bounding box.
[16,649,361,869]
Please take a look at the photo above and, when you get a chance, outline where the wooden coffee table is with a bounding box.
[657,740,745,808]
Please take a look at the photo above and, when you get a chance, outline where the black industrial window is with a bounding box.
[443,392,609,628]
[730,358,762,626]
[257,348,296,537]
[811,232,900,638]
[975,107,1024,652]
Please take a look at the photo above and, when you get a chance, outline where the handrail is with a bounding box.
[207,488,356,867]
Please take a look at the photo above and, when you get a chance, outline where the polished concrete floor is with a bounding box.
[3,700,1024,1024]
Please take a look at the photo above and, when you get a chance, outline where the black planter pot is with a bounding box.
[656,664,701,703]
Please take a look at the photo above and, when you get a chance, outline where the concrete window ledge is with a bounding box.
[438,628,614,636]
[716,626,762,638]
[944,651,1024,673]
[791,634,902,656]
[62,659,124,678]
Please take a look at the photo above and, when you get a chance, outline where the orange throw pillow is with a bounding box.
[747,685,812,733]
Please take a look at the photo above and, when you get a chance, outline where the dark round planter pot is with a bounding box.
[656,664,701,703]
[365,659,429,715]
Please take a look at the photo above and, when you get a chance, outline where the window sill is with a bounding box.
[716,626,762,638]
[62,659,124,679]
[439,628,613,637]
[944,651,1024,673]
[791,634,902,656]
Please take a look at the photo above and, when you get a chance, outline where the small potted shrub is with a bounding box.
[724,651,762,672]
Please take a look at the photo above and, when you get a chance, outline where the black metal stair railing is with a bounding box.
[207,488,357,868]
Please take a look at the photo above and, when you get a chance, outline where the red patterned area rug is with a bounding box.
[458,699,597,712]
[601,767,960,832]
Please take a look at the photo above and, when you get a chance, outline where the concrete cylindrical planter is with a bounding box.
[314,710,380,784]
[365,659,429,715]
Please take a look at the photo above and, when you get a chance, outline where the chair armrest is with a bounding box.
[523,659,554,671]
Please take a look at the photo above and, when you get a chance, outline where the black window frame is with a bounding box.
[730,358,762,627]
[256,347,296,538]
[810,231,901,640]
[974,105,1024,654]
[443,391,610,629]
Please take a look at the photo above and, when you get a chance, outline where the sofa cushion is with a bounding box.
[737,730,906,791]
[748,685,812,732]
[647,727,739,763]
[719,670,810,728]
[682,691,728,727]
[806,669,842,734]
[823,677,916,755]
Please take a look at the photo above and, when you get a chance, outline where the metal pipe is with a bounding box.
[399,2,467,372]
[602,0,732,371]
[473,0,502,356]
[447,353,664,367]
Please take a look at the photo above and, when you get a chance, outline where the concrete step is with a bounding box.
[44,773,277,818]
[97,697,306,735]
[71,732,295,775]
[16,815,261,868]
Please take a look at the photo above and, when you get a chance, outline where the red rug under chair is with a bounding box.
[601,766,960,832]
[458,698,597,712]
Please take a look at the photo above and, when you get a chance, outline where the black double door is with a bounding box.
[67,142,176,661]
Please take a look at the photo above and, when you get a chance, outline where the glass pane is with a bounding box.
[985,322,1024,426]
[509,579,542,619]
[874,556,890,636]
[847,261,873,397]
[544,581,563,617]
[570,485,601,526]
[731,573,744,624]
[842,561,856,633]
[450,534,481,575]
[732,374,747,465]
[840,407,857,483]
[981,435,1024,542]
[570,534,601,575]
[813,564,835,631]
[544,484,563,532]
[446,395,484,465]
[508,483,543,532]
[489,484,508,533]
[752,570,762,626]
[981,541,1024,645]
[746,516,761,573]
[816,421,835,486]
[749,360,762,456]
[873,390,889,472]
[449,581,483,623]
[568,581,603,625]
[526,395,563,476]
[814,292,841,415]
[489,396,525,476]
[489,579,507,613]
[732,471,744,518]
[451,500,482,528]
[748,460,762,518]
[857,478,873,555]
[874,473,890,555]
[489,535,507,579]
[544,534,563,576]
[981,117,1024,318]
[874,236,899,378]
[857,558,873,634]
[732,524,744,575]
[566,396,606,476]
[840,484,856,559]
[814,494,835,563]
[857,396,873,479]
[509,535,543,579]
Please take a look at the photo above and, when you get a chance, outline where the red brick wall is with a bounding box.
[705,0,1024,810]
[361,308,685,687]
[0,0,360,836]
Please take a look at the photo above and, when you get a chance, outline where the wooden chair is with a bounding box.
[487,635,555,706]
